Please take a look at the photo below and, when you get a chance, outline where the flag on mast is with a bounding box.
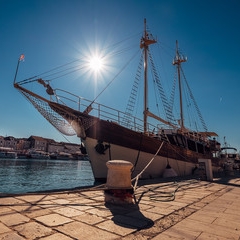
[19,54,25,61]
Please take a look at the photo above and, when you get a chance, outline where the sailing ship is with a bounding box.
[14,19,222,181]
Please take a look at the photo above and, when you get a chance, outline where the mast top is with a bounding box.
[173,40,187,65]
[140,19,157,49]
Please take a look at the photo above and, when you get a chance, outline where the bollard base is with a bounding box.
[104,188,134,204]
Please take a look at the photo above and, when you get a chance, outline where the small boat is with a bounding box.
[219,137,240,170]
[0,152,17,159]
[0,147,17,159]
[14,19,224,181]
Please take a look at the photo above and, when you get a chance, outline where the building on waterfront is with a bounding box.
[0,136,17,150]
[16,138,31,151]
[28,136,52,152]
[0,135,82,156]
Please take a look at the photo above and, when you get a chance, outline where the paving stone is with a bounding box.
[219,212,240,222]
[35,213,73,227]
[14,222,52,239]
[87,207,112,218]
[53,206,84,217]
[200,204,227,213]
[0,197,25,206]
[128,209,163,222]
[212,217,240,232]
[0,207,13,215]
[156,224,201,239]
[56,221,119,240]
[0,232,25,240]
[16,194,51,203]
[196,232,230,240]
[148,202,172,209]
[0,222,11,234]
[23,208,52,218]
[147,206,175,215]
[166,201,188,208]
[73,213,105,225]
[38,232,73,240]
[97,219,136,236]
[36,200,60,209]
[0,212,29,226]
[224,207,240,216]
[72,197,98,205]
[152,233,183,239]
[175,218,240,239]
[51,198,71,205]
[50,193,80,199]
[121,234,150,240]
[9,203,40,213]
[70,204,94,212]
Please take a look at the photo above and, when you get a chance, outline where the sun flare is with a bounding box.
[88,55,104,72]
[79,47,113,83]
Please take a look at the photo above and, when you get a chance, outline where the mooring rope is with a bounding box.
[134,179,200,203]
[132,141,164,191]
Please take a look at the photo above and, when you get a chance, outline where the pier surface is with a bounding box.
[0,174,240,239]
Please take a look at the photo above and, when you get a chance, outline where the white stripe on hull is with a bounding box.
[83,137,210,180]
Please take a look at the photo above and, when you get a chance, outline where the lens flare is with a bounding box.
[88,56,104,72]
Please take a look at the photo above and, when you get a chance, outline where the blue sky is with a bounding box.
[1,0,240,149]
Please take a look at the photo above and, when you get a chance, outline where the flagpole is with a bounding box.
[13,54,24,85]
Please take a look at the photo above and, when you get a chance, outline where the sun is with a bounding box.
[78,47,113,84]
[84,50,110,83]
[88,56,104,72]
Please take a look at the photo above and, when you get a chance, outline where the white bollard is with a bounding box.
[105,160,134,204]
[106,160,133,189]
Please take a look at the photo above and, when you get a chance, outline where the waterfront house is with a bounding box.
[1,136,17,150]
[28,136,49,152]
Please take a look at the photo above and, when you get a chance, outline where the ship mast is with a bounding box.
[173,40,187,131]
[140,18,157,133]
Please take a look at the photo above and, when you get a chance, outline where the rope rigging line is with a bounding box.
[132,141,164,191]
[44,65,85,81]
[122,51,143,127]
[16,32,141,86]
[181,66,208,132]
[169,70,177,115]
[101,31,142,52]
[17,59,83,85]
[148,50,176,124]
[87,49,141,107]
[40,46,137,82]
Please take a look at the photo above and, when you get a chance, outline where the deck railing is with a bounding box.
[54,89,158,134]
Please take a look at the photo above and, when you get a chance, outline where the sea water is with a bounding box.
[0,158,94,194]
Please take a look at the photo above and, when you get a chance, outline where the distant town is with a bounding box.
[0,135,87,160]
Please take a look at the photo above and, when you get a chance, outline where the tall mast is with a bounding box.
[140,18,156,133]
[173,40,187,131]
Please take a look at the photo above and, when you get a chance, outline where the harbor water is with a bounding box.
[0,158,94,194]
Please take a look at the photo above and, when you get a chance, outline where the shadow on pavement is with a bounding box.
[105,202,154,230]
